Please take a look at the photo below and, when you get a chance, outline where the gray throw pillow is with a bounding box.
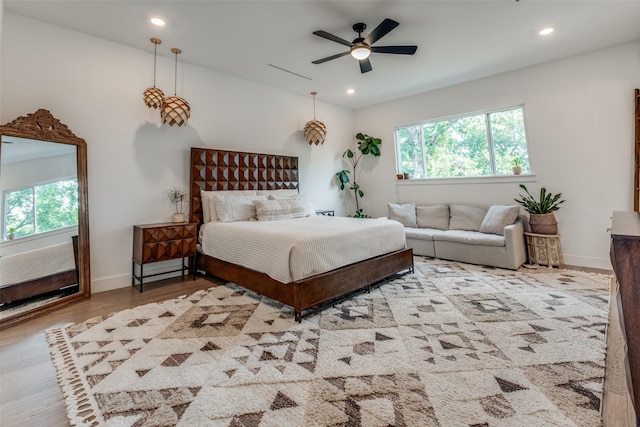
[449,204,487,231]
[416,205,450,230]
[387,203,417,228]
[479,205,521,236]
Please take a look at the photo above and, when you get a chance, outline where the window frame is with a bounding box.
[2,175,79,240]
[394,104,533,181]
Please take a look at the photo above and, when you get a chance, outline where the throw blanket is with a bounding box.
[200,216,406,282]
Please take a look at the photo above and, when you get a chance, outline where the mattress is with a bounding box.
[0,241,76,287]
[199,216,407,283]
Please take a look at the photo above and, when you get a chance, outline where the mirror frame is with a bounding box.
[0,109,90,329]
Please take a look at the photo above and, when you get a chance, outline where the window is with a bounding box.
[395,106,530,179]
[3,177,78,239]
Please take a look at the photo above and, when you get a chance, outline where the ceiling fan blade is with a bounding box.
[371,45,418,55]
[312,51,351,64]
[312,30,353,47]
[359,58,373,73]
[364,18,399,45]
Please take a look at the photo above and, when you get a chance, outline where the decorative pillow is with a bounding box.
[268,193,315,214]
[255,199,312,221]
[201,190,257,223]
[256,189,299,198]
[212,195,267,222]
[449,204,487,231]
[387,203,417,228]
[416,204,450,230]
[479,205,521,236]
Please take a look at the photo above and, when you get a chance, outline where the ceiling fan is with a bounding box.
[311,18,417,73]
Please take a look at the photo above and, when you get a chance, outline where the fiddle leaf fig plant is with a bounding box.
[335,133,382,218]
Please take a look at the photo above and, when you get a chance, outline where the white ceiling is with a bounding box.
[4,1,640,110]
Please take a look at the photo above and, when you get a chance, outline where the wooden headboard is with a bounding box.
[189,147,299,225]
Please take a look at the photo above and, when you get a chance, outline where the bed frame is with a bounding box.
[189,147,413,321]
[0,235,79,305]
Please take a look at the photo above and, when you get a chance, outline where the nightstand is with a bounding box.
[132,222,197,292]
[316,210,335,216]
[524,232,564,268]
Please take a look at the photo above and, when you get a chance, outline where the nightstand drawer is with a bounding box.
[141,238,196,262]
[132,222,198,292]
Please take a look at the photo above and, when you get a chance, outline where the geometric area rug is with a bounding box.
[46,257,611,426]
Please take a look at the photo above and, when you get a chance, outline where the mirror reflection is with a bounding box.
[0,137,80,320]
[0,109,90,329]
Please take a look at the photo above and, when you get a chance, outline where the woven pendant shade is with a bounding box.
[304,120,327,145]
[143,38,164,109]
[144,87,164,109]
[161,96,191,127]
[304,92,326,145]
[161,47,190,127]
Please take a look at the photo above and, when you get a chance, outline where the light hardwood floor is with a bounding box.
[0,274,636,426]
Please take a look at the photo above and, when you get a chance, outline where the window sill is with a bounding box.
[396,174,537,186]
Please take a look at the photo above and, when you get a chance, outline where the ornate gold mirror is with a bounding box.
[0,109,90,329]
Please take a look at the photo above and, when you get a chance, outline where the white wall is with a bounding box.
[355,40,640,270]
[1,13,355,292]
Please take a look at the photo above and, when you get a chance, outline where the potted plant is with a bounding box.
[512,157,522,175]
[6,226,16,240]
[166,188,188,222]
[514,184,565,234]
[335,133,381,218]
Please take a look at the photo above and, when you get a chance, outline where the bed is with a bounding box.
[190,147,413,321]
[0,235,79,305]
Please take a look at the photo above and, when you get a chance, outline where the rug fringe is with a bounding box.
[46,324,103,427]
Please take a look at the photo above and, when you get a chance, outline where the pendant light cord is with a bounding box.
[153,42,158,88]
[174,51,178,96]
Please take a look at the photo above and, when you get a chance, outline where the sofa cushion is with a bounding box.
[479,205,521,236]
[404,227,446,241]
[416,204,449,230]
[449,204,487,231]
[388,203,417,228]
[433,229,506,247]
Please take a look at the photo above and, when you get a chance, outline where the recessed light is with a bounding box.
[346,89,355,94]
[539,27,554,36]
[150,17,165,26]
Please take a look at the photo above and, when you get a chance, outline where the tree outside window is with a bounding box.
[3,178,78,239]
[396,106,530,179]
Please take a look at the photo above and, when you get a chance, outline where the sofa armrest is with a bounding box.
[503,219,527,269]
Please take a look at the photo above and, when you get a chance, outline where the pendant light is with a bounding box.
[143,38,164,109]
[303,92,327,145]
[161,48,191,126]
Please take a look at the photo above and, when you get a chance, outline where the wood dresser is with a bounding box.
[610,211,640,424]
[132,222,197,292]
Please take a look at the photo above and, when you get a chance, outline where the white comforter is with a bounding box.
[199,216,406,283]
[0,241,76,287]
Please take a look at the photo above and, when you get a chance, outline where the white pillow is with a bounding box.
[268,193,315,214]
[256,199,312,221]
[479,205,520,236]
[201,190,257,223]
[387,203,417,228]
[449,204,487,231]
[416,205,450,230]
[212,195,267,222]
[256,189,299,198]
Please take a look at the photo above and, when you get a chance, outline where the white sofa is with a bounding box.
[388,203,527,270]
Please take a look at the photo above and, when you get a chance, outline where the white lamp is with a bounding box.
[350,43,371,60]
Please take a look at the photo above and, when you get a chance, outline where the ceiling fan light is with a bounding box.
[351,45,371,60]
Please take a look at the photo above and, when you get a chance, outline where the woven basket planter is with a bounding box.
[529,213,558,234]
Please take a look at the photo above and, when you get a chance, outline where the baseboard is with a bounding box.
[562,254,613,272]
[91,260,186,293]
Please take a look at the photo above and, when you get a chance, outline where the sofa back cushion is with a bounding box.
[388,203,417,227]
[416,204,450,230]
[449,204,487,231]
[479,205,521,236]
